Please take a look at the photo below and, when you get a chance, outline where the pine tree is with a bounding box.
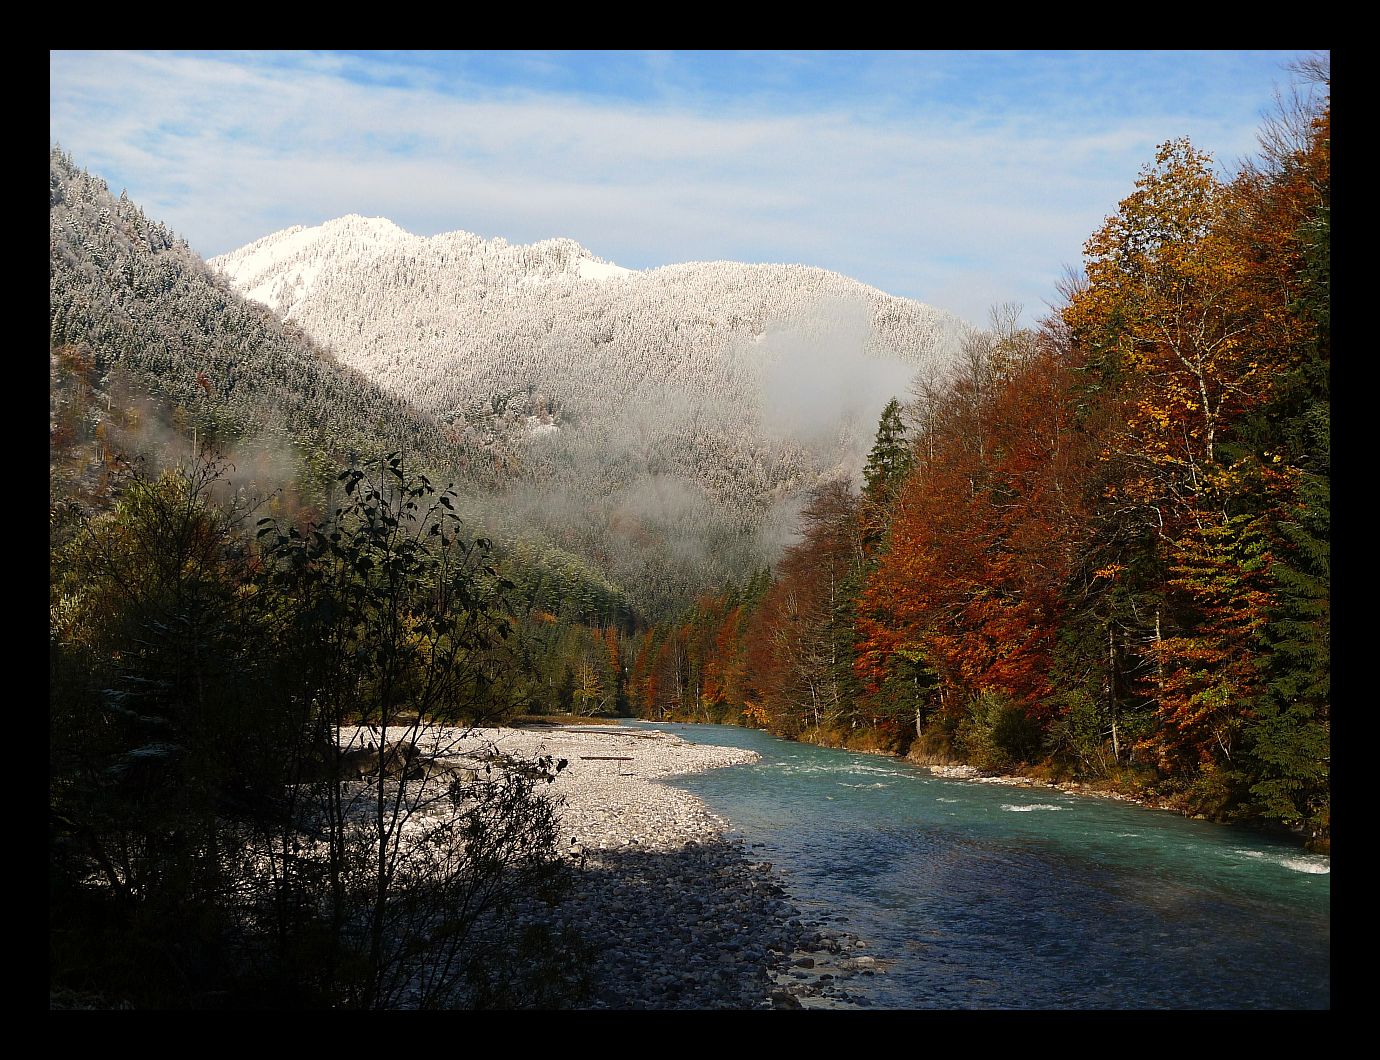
[862,398,912,506]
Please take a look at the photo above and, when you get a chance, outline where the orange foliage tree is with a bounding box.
[857,321,1092,739]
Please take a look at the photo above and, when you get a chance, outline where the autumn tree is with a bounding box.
[1234,71,1330,840]
[737,481,866,738]
[50,458,286,1006]
[1062,140,1269,775]
[855,312,1092,763]
[1058,63,1328,832]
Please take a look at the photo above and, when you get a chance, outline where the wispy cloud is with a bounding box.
[50,50,1318,326]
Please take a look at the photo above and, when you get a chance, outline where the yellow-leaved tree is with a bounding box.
[1064,139,1280,778]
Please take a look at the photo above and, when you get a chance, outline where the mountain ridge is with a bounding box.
[209,213,968,456]
[210,212,971,616]
[48,151,457,487]
[49,146,637,624]
[214,214,637,319]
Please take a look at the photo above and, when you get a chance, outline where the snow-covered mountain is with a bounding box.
[213,215,965,447]
[212,216,971,615]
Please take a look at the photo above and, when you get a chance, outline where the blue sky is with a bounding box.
[50,50,1323,327]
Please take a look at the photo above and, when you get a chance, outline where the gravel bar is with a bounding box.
[356,724,878,1008]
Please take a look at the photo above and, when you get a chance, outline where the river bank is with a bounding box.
[453,720,1329,1008]
[719,722,1329,854]
[389,724,878,1008]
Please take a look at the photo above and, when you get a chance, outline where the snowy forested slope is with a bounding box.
[212,217,970,615]
[49,154,462,492]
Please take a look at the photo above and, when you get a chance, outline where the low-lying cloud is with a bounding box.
[757,297,918,484]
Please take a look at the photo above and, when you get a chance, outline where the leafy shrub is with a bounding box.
[956,691,1043,771]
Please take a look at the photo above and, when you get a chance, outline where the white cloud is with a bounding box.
[50,50,1309,329]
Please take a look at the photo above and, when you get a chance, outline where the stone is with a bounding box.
[336,723,880,1010]
[771,989,804,1009]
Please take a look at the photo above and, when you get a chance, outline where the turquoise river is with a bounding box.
[635,721,1330,1009]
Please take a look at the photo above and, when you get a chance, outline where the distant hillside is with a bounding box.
[213,216,970,616]
[211,217,967,460]
[48,148,635,626]
[48,149,469,494]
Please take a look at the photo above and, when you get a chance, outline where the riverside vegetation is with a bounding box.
[50,455,577,1008]
[622,66,1330,851]
[46,453,848,1008]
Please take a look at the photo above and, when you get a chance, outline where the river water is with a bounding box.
[635,721,1330,1010]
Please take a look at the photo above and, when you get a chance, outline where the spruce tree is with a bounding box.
[862,398,912,505]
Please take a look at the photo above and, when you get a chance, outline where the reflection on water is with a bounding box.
[639,722,1330,1010]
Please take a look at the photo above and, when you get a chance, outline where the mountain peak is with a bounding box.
[210,216,637,314]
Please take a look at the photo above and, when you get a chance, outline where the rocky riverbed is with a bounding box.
[926,762,1183,811]
[373,723,882,1009]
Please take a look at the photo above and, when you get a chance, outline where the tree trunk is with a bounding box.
[1109,623,1121,764]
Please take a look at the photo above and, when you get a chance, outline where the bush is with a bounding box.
[1045,689,1112,779]
[50,453,574,1008]
[956,691,1043,772]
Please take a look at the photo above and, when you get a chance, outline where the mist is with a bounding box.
[755,297,918,488]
